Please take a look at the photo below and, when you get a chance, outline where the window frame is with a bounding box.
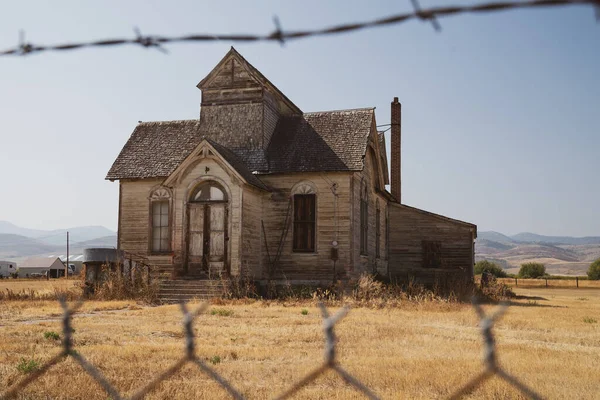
[148,187,172,255]
[422,240,442,268]
[292,193,316,253]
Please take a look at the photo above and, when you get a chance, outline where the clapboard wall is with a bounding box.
[388,203,476,285]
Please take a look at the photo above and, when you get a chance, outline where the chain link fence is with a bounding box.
[1,297,543,400]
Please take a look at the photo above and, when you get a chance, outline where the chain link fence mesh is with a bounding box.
[1,297,543,400]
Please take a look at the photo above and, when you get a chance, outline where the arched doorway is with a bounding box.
[186,181,229,277]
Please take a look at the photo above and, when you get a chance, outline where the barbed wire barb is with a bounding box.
[411,0,443,31]
[270,16,286,46]
[1,0,598,57]
[134,27,168,54]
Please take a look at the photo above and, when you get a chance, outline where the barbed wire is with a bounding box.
[0,297,545,399]
[1,0,598,57]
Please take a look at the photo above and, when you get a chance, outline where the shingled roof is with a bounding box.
[106,120,201,180]
[265,108,374,173]
[106,108,375,181]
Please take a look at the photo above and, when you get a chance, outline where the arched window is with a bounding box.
[190,181,227,202]
[292,182,316,252]
[360,178,368,255]
[149,187,171,253]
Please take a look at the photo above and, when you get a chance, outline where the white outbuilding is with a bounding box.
[17,257,64,278]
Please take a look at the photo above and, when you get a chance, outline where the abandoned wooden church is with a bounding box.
[106,48,476,286]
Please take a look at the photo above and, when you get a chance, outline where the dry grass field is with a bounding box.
[0,279,79,293]
[1,287,599,399]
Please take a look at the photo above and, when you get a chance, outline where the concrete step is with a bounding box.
[159,282,223,288]
[159,290,222,296]
[157,279,225,304]
[159,294,220,303]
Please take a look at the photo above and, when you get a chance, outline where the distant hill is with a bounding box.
[0,234,57,258]
[0,221,116,261]
[69,235,117,253]
[510,232,600,245]
[38,226,116,246]
[476,231,600,276]
[478,231,516,245]
[0,221,48,238]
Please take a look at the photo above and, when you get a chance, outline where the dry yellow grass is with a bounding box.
[1,288,599,399]
[0,279,79,294]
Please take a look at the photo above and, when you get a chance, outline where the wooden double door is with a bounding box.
[186,202,228,277]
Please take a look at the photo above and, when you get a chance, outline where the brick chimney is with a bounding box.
[391,97,401,202]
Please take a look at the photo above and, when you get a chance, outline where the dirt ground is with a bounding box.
[0,287,599,399]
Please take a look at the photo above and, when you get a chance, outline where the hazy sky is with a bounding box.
[0,1,598,236]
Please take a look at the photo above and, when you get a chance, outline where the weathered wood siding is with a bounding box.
[388,203,475,285]
[119,179,163,255]
[259,172,352,282]
[241,186,263,277]
[351,148,389,278]
[199,103,265,148]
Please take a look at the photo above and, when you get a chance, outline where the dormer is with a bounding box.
[197,48,301,150]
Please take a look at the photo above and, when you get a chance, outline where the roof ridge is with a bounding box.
[137,119,199,125]
[304,107,375,115]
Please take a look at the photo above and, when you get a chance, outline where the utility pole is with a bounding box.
[65,231,69,279]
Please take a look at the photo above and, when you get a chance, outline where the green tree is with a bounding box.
[518,262,546,278]
[587,259,600,280]
[474,260,507,278]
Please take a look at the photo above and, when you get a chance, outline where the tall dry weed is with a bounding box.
[87,266,158,303]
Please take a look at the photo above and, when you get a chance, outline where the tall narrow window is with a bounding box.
[360,180,368,255]
[293,194,316,252]
[376,203,381,259]
[152,201,169,252]
[149,187,171,253]
[422,240,442,268]
[385,211,389,260]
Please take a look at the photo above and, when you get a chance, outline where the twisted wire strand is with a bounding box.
[1,0,598,57]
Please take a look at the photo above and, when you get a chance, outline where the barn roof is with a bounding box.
[19,257,63,269]
[106,108,375,180]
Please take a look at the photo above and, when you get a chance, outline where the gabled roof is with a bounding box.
[266,108,374,173]
[106,108,376,180]
[203,140,269,191]
[106,120,201,180]
[19,257,63,269]
[198,47,302,115]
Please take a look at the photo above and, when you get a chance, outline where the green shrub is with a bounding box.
[17,358,39,374]
[474,260,507,278]
[301,309,309,315]
[518,262,546,278]
[209,355,221,365]
[583,317,597,324]
[210,308,234,317]
[587,259,600,280]
[43,331,60,341]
